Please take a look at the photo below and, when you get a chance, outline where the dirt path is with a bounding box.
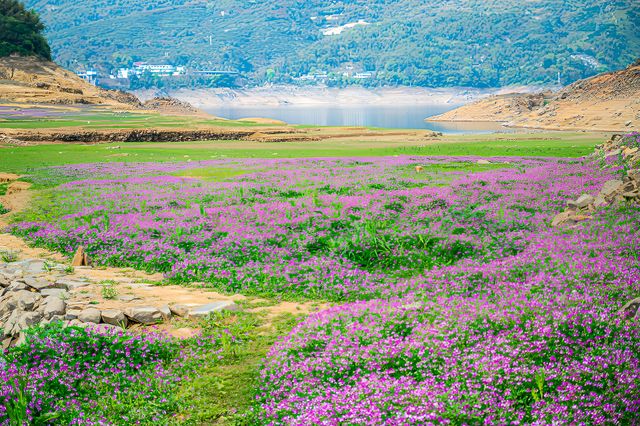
[0,231,326,328]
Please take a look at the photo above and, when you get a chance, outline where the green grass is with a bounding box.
[171,167,252,182]
[392,138,599,158]
[0,133,599,179]
[177,311,304,424]
[0,183,8,196]
[0,111,277,130]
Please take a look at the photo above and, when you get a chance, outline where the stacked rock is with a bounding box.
[553,134,640,227]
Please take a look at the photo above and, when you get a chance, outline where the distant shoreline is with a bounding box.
[133,85,548,108]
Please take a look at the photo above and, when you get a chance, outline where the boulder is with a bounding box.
[41,288,69,299]
[605,149,622,158]
[551,211,574,227]
[54,278,90,291]
[620,298,640,320]
[65,309,81,320]
[11,259,48,275]
[124,306,163,325]
[0,293,18,317]
[43,297,66,320]
[477,159,491,165]
[568,194,594,210]
[24,277,55,291]
[101,309,128,327]
[188,301,239,319]
[71,246,89,267]
[599,180,623,199]
[78,308,102,324]
[169,303,197,317]
[158,305,172,321]
[14,312,43,334]
[15,290,40,311]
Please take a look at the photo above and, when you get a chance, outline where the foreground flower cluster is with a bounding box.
[6,154,640,424]
[0,323,222,425]
[11,156,615,301]
[258,207,640,424]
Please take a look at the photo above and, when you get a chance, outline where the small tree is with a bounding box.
[0,0,51,59]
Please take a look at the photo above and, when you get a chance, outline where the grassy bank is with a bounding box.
[1,132,602,179]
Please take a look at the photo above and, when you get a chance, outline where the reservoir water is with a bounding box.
[203,104,511,134]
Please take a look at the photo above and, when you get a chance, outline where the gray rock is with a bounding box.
[24,277,56,291]
[169,303,196,317]
[158,305,172,321]
[101,309,128,327]
[12,259,48,275]
[2,311,20,337]
[41,289,69,299]
[188,301,239,319]
[2,337,13,350]
[14,312,43,334]
[43,297,66,320]
[599,180,624,198]
[605,149,622,158]
[568,194,595,209]
[124,306,163,325]
[65,309,81,320]
[6,281,28,293]
[620,297,640,320]
[54,278,90,291]
[78,308,102,324]
[15,291,41,311]
[0,293,17,317]
[594,196,608,207]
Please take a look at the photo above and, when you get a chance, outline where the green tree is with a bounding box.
[0,0,51,59]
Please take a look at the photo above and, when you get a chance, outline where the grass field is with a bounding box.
[1,132,603,179]
[0,109,272,130]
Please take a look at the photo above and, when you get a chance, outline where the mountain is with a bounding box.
[429,59,640,132]
[0,0,51,59]
[23,0,640,88]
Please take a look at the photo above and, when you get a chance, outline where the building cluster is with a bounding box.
[115,62,187,79]
[294,69,375,82]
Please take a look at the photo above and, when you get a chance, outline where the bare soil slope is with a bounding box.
[429,60,640,132]
[0,56,140,108]
[428,93,549,123]
[510,61,640,132]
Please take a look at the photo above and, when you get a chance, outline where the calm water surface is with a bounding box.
[203,104,513,134]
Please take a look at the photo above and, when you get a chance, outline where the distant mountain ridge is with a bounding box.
[23,0,640,88]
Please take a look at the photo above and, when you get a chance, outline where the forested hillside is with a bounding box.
[24,0,640,88]
[0,0,50,59]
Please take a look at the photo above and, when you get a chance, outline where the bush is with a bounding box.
[0,0,51,60]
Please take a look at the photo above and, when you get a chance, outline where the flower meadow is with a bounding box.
[5,154,640,424]
[0,323,220,425]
